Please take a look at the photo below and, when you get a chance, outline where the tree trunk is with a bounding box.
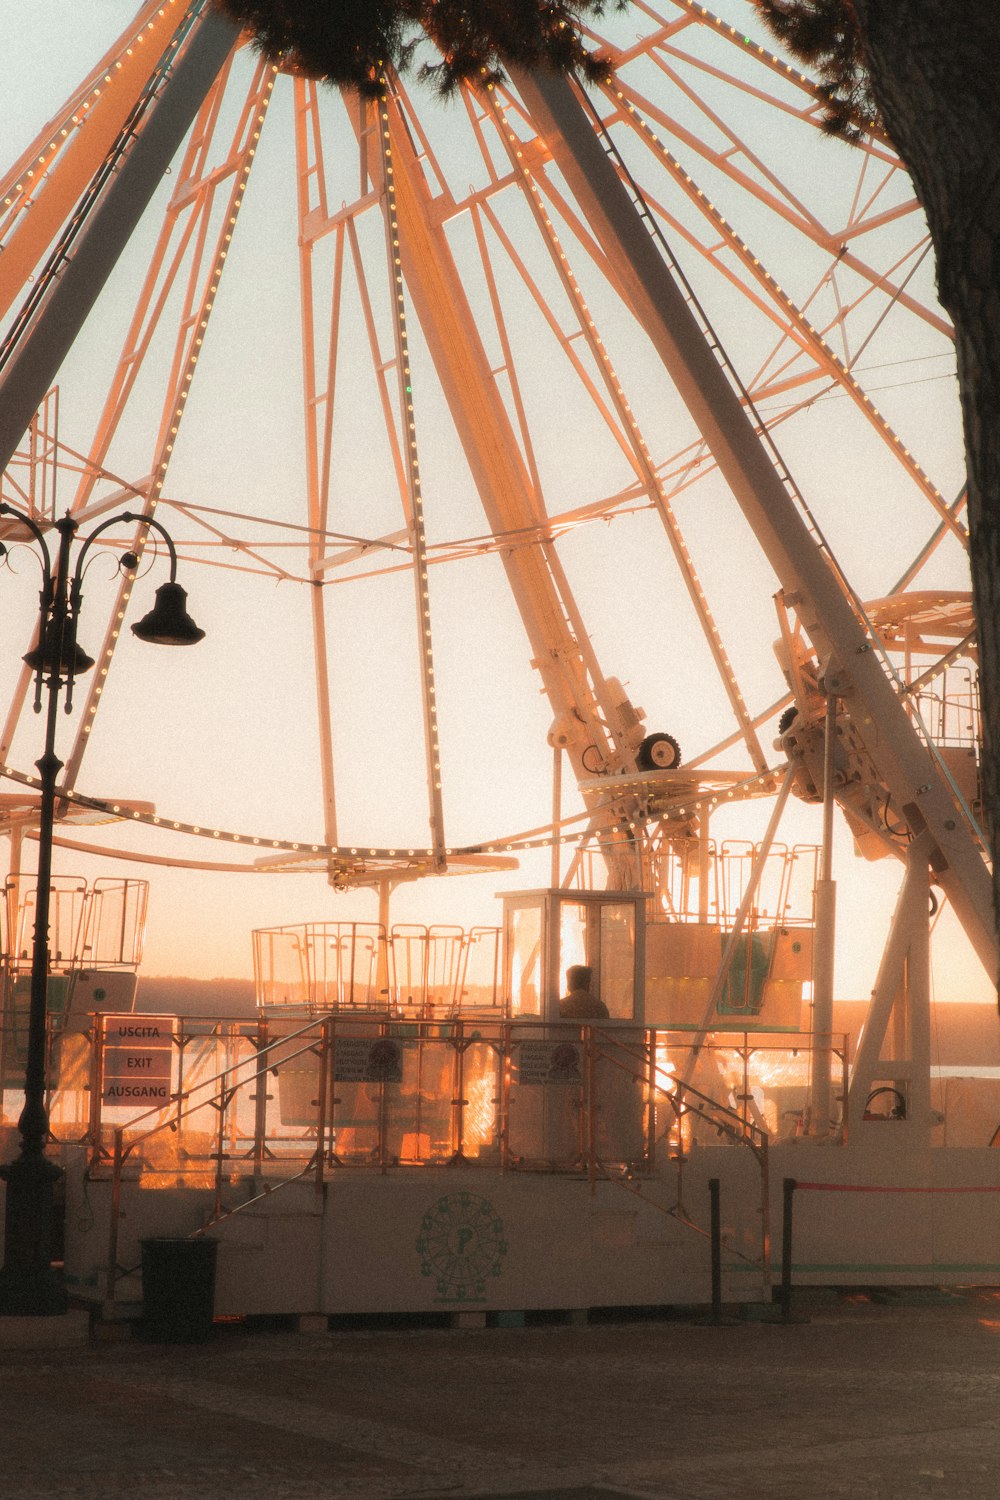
[853,0,1000,987]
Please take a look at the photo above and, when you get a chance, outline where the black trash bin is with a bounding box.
[140,1236,218,1343]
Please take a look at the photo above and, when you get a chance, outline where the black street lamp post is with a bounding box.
[0,505,204,1317]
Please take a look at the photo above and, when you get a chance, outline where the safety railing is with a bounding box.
[4,1011,847,1162]
[590,1023,772,1291]
[0,1013,848,1301]
[55,1017,847,1300]
[251,921,503,1016]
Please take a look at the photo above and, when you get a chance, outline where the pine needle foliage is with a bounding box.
[751,1,880,137]
[213,1,623,96]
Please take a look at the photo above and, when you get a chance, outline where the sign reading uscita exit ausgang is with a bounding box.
[101,1016,174,1105]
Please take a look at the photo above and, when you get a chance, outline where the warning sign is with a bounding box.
[332,1036,404,1084]
[102,1016,174,1105]
[515,1040,583,1086]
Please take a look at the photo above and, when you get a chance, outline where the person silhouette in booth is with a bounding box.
[558,964,609,1020]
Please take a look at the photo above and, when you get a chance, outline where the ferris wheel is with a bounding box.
[0,1,988,987]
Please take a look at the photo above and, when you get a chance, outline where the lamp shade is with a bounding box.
[131,581,205,646]
[23,624,95,678]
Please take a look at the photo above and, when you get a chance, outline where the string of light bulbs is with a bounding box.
[0,758,787,865]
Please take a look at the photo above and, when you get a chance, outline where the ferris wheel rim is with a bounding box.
[0,2,973,888]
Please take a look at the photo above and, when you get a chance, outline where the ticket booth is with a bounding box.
[501,889,647,1023]
[501,889,648,1168]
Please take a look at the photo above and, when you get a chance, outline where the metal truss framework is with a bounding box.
[0,0,990,1015]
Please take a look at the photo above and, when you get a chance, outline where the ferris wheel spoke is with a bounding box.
[345,85,641,816]
[0,2,192,329]
[69,54,273,519]
[377,92,447,866]
[482,91,767,771]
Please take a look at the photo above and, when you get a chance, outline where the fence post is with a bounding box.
[87,1014,105,1172]
[780,1176,796,1320]
[105,1126,125,1306]
[252,1017,269,1179]
[709,1176,722,1319]
[313,1018,330,1192]
[451,1023,465,1161]
[694,1176,740,1328]
[586,1023,597,1191]
[645,1030,657,1172]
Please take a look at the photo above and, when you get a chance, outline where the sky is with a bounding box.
[0,1,989,1003]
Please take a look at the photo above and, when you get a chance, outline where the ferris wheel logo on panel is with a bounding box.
[417,1192,508,1303]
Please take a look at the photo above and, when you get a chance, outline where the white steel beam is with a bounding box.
[515,67,996,980]
[0,7,239,477]
[481,94,767,770]
[847,835,934,1140]
[339,89,648,873]
[0,0,180,319]
[295,78,340,854]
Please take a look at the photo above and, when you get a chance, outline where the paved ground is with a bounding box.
[2,1291,1000,1499]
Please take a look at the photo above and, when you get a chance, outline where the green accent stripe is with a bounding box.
[721,1262,1000,1275]
[791,1262,1000,1274]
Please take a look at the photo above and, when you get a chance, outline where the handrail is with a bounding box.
[101,1013,334,1298]
[92,1017,836,1301]
[102,1010,327,1146]
[592,1025,768,1153]
[589,1027,771,1293]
